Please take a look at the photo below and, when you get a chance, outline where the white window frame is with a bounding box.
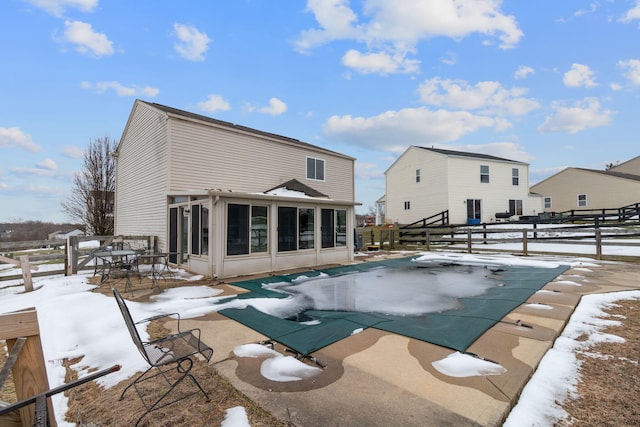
[577,194,587,208]
[404,201,411,210]
[306,156,325,181]
[480,165,490,183]
[512,168,519,186]
[544,197,552,209]
[415,169,421,183]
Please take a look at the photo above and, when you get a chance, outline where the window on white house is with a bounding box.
[480,165,490,183]
[277,207,316,252]
[306,157,325,181]
[544,197,552,209]
[320,208,347,248]
[299,208,315,249]
[416,169,421,183]
[191,204,209,256]
[404,201,410,210]
[509,199,523,216]
[512,168,519,186]
[227,203,268,255]
[577,194,587,207]
[251,206,268,253]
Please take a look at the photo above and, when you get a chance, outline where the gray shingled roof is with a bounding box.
[141,100,353,159]
[265,179,328,198]
[575,167,640,182]
[415,146,524,163]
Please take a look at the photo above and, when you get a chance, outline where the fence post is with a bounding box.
[533,223,537,239]
[0,309,55,427]
[65,236,79,276]
[467,230,472,254]
[522,230,528,256]
[482,224,487,244]
[19,256,33,292]
[595,228,602,260]
[425,230,430,251]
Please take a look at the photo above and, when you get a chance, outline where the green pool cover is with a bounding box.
[219,257,569,355]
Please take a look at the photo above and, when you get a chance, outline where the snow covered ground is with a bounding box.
[1,246,639,426]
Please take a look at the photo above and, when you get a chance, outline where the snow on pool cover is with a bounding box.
[218,255,570,355]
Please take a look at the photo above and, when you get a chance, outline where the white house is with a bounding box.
[114,100,357,279]
[530,156,640,213]
[382,146,541,225]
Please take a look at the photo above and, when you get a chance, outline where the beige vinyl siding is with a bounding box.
[167,118,354,200]
[115,103,170,247]
[531,168,640,212]
[610,156,640,175]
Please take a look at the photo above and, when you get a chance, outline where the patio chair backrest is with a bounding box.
[113,288,151,365]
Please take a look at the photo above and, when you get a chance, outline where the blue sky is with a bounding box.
[1,0,639,223]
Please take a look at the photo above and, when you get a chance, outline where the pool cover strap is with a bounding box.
[220,257,569,355]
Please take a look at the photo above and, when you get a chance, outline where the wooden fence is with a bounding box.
[0,235,156,284]
[358,221,640,260]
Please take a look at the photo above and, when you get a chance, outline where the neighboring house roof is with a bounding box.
[137,100,354,160]
[415,146,526,164]
[533,167,640,188]
[264,179,329,198]
[574,167,640,182]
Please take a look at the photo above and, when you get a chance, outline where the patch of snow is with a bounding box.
[432,352,507,377]
[221,406,250,427]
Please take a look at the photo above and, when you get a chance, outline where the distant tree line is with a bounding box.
[0,221,84,242]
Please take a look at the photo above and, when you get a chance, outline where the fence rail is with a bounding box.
[0,235,157,283]
[359,221,640,260]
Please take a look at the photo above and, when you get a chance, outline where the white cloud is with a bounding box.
[323,107,495,152]
[537,98,613,134]
[62,145,84,159]
[355,161,384,180]
[23,0,97,17]
[173,23,211,61]
[62,20,114,57]
[342,49,419,74]
[0,126,41,152]
[295,0,362,52]
[514,65,534,80]
[619,1,640,23]
[417,77,539,116]
[37,158,58,171]
[618,59,640,86]
[259,98,288,116]
[296,0,523,75]
[12,158,60,177]
[563,63,597,88]
[80,81,159,97]
[197,94,231,113]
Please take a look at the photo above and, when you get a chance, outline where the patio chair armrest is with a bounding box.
[135,312,181,325]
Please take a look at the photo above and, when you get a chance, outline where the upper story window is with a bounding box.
[512,168,519,186]
[544,197,552,209]
[415,169,421,183]
[306,157,325,181]
[480,165,490,183]
[577,194,587,208]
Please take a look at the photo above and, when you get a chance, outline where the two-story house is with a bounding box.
[530,156,640,213]
[114,100,357,279]
[382,146,541,225]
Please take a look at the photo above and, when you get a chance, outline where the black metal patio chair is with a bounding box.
[112,288,214,426]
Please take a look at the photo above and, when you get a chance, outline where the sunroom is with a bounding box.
[166,181,356,279]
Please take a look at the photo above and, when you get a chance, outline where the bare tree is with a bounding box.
[62,136,117,235]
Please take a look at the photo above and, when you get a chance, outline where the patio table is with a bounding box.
[136,252,172,287]
[93,250,140,288]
